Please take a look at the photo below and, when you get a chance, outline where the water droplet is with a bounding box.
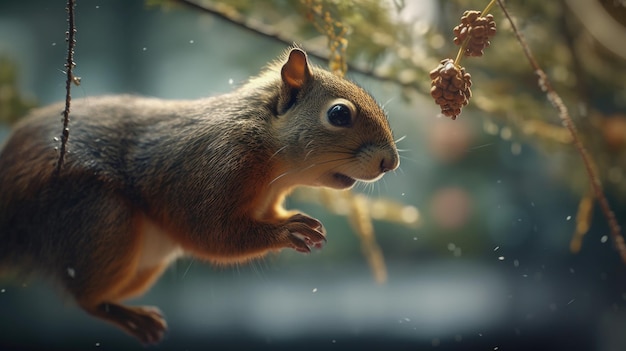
[513,259,520,267]
[331,339,336,344]
[95,5,100,9]
[567,299,575,305]
[51,42,57,46]
[228,78,234,85]
[67,267,75,278]
[401,192,405,196]
[189,39,194,44]
[494,246,500,251]
[601,235,608,243]
[95,342,100,347]
[413,237,417,241]
[312,288,317,293]
[142,47,147,51]
[498,256,505,261]
[447,243,456,251]
[0,289,5,293]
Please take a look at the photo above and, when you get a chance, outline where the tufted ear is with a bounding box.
[281,48,312,89]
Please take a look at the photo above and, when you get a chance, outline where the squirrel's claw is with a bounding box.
[89,303,168,345]
[129,306,168,345]
[285,214,327,253]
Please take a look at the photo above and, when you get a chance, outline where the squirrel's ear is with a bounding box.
[281,49,312,89]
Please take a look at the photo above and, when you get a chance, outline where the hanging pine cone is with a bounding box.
[453,10,496,57]
[429,58,472,120]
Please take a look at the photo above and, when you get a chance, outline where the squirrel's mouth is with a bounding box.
[332,173,357,188]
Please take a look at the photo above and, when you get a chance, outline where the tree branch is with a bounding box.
[56,0,77,174]
[496,0,625,263]
[170,0,417,89]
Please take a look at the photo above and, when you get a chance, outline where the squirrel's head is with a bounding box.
[266,48,399,190]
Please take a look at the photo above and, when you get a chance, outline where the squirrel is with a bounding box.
[0,48,399,344]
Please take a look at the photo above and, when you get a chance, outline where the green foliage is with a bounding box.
[0,57,37,125]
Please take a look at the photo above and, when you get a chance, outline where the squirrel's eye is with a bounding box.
[327,104,352,127]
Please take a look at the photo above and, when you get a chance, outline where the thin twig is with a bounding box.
[56,0,76,174]
[496,0,625,263]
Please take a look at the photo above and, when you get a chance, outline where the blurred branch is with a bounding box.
[171,0,295,48]
[170,0,417,89]
[497,0,626,263]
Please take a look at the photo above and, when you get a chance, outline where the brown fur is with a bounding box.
[0,48,398,344]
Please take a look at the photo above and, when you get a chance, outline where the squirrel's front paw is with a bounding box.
[284,213,327,253]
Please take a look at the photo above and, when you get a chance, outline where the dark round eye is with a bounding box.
[327,104,352,127]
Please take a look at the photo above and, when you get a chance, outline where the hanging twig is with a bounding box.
[56,0,77,174]
[496,0,625,263]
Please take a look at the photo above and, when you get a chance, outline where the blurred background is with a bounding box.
[0,0,625,350]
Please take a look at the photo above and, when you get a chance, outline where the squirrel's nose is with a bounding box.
[379,152,399,173]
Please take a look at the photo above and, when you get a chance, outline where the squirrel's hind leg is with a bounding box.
[53,188,169,344]
[74,264,169,345]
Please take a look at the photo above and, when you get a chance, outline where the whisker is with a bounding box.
[304,148,315,161]
[394,166,405,176]
[304,139,315,151]
[269,145,288,161]
[381,96,397,110]
[268,171,290,186]
[466,143,494,152]
[249,259,267,281]
[181,259,194,280]
[268,154,358,186]
[395,135,407,143]
[362,180,379,197]
[323,157,359,174]
[398,154,421,165]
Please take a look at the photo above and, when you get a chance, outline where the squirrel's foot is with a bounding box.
[284,213,327,253]
[87,302,167,345]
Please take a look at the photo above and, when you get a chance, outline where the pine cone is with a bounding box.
[453,11,496,57]
[429,58,472,120]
